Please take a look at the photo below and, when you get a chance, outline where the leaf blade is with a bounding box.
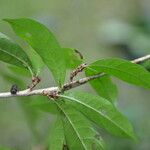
[4,18,66,85]
[26,46,45,76]
[61,92,136,140]
[29,96,58,114]
[63,48,83,69]
[55,101,105,150]
[0,32,33,75]
[85,67,117,103]
[87,58,150,89]
[48,116,65,150]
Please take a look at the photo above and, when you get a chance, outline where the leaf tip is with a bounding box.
[3,18,11,22]
[3,18,18,25]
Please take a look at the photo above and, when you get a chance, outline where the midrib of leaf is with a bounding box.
[89,63,150,87]
[8,20,61,63]
[60,95,133,139]
[90,64,139,79]
[54,101,88,150]
[0,48,33,75]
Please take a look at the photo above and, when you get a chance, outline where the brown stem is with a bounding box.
[28,76,41,90]
[70,63,87,81]
[0,54,149,99]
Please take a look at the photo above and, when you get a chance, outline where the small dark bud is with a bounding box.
[10,84,18,95]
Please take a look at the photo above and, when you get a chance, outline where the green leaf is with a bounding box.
[8,47,44,77]
[60,92,136,140]
[0,32,33,75]
[63,48,83,69]
[85,67,117,103]
[26,46,45,76]
[8,65,30,77]
[142,59,150,71]
[48,116,65,150]
[29,96,58,114]
[55,101,105,150]
[4,18,66,85]
[86,58,150,89]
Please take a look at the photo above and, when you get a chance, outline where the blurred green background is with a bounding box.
[0,0,150,150]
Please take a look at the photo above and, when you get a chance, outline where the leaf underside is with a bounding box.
[0,32,33,75]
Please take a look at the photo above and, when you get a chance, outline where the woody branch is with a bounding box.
[0,54,150,99]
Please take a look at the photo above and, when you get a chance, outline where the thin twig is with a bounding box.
[28,76,41,90]
[0,54,149,99]
[70,63,87,81]
[63,73,105,92]
[131,54,150,64]
[0,87,59,98]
